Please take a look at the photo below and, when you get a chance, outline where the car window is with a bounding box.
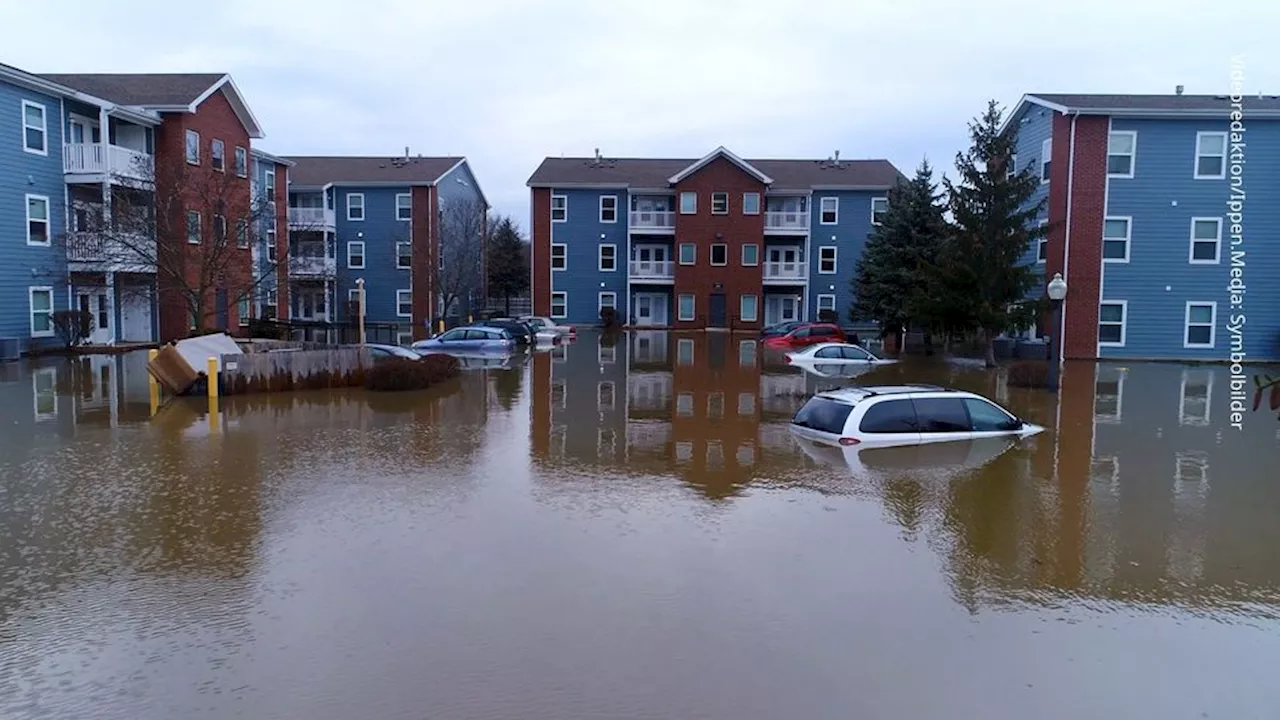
[438,329,464,342]
[815,346,840,359]
[464,329,488,340]
[841,346,872,360]
[791,397,855,435]
[858,399,918,433]
[913,397,972,432]
[965,398,1019,431]
[792,328,811,339]
[369,347,390,357]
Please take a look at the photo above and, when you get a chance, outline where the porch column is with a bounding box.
[324,278,331,322]
[99,107,111,225]
[106,271,117,344]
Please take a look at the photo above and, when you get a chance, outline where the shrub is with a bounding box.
[52,310,92,349]
[817,309,838,324]
[365,354,461,392]
[1006,360,1050,389]
[600,306,620,329]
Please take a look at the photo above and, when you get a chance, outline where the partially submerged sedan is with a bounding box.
[411,326,515,354]
[785,342,897,367]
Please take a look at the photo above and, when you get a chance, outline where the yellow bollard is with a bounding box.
[437,319,444,334]
[207,356,219,399]
[148,348,160,416]
[467,314,473,324]
[209,395,220,434]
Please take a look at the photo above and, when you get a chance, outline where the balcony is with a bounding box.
[763,261,806,282]
[289,255,337,277]
[764,210,809,233]
[629,259,675,282]
[288,207,335,230]
[629,210,675,232]
[65,232,156,272]
[63,143,153,183]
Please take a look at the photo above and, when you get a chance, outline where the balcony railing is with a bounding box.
[63,143,153,182]
[764,210,809,231]
[288,207,335,228]
[65,231,156,268]
[629,259,675,279]
[629,210,675,230]
[763,261,806,280]
[289,255,337,277]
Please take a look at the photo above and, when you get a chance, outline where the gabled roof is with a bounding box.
[250,148,295,167]
[528,153,902,191]
[1003,92,1280,134]
[0,62,160,126]
[38,72,265,138]
[285,155,468,187]
[667,146,774,185]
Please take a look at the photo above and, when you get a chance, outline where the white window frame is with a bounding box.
[187,210,201,244]
[1183,301,1217,349]
[598,291,617,312]
[1098,300,1127,348]
[185,129,200,165]
[679,191,697,215]
[29,286,54,338]
[597,381,616,411]
[710,243,728,266]
[871,197,888,225]
[711,192,729,215]
[1188,217,1222,265]
[818,246,837,274]
[264,167,276,194]
[266,229,277,262]
[397,331,413,347]
[1102,216,1131,263]
[396,241,411,269]
[1040,138,1052,183]
[347,240,365,269]
[238,295,251,323]
[1107,131,1136,179]
[346,193,365,221]
[396,289,412,318]
[396,193,412,221]
[1036,218,1049,263]
[1194,131,1227,180]
[21,100,48,155]
[740,294,758,322]
[550,291,567,319]
[677,339,695,365]
[235,146,248,177]
[551,243,567,271]
[25,194,50,246]
[679,242,696,265]
[211,138,225,172]
[599,195,618,223]
[677,293,695,321]
[817,294,836,312]
[551,194,567,222]
[741,243,759,266]
[598,243,617,271]
[1007,153,1018,179]
[819,197,839,225]
[742,192,760,215]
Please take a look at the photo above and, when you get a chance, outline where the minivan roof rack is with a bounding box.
[817,384,956,400]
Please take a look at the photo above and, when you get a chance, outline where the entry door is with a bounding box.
[77,291,110,344]
[709,293,727,328]
[68,118,102,145]
[635,294,653,326]
[634,245,668,275]
[767,246,800,277]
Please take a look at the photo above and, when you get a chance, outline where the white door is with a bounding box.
[120,289,152,342]
[78,291,111,344]
[633,245,669,275]
[298,289,328,321]
[633,293,667,326]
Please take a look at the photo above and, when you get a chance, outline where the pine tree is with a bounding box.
[485,216,529,315]
[933,99,1048,367]
[851,159,948,354]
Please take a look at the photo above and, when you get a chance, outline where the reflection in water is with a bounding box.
[0,343,1278,719]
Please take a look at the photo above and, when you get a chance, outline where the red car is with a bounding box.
[762,323,847,349]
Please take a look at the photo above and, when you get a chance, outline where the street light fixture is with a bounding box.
[1046,272,1067,391]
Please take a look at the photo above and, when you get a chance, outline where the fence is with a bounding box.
[485,297,532,316]
[247,320,414,345]
[220,347,372,395]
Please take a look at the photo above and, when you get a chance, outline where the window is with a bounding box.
[396,193,412,221]
[964,398,1019,432]
[397,331,413,347]
[186,211,201,244]
[1037,219,1049,262]
[871,197,888,225]
[266,229,277,261]
[743,192,760,215]
[597,382,615,411]
[265,168,276,195]
[213,214,227,244]
[679,191,697,214]
[679,243,696,265]
[710,243,727,266]
[347,241,365,268]
[858,399,919,434]
[913,398,972,432]
[349,288,361,307]
[1194,132,1227,179]
[25,195,49,246]
[707,393,725,419]
[397,290,412,317]
[598,292,617,312]
[677,293,695,321]
[818,246,837,274]
[711,192,729,214]
[739,340,757,367]
[346,193,365,221]
[211,139,225,172]
[1108,131,1136,177]
[599,244,616,271]
[551,243,567,270]
[1098,301,1127,346]
[599,195,617,223]
[235,147,248,177]
[185,129,200,164]
[21,101,47,154]
[266,289,278,308]
[1184,302,1216,348]
[29,287,54,337]
[817,294,835,313]
[740,294,758,322]
[1179,370,1212,427]
[238,296,250,322]
[793,397,855,435]
[551,194,567,222]
[1007,153,1018,179]
[677,338,694,365]
[550,291,567,318]
[1189,217,1221,263]
[676,394,694,418]
[236,219,248,249]
[598,343,616,364]
[819,197,838,224]
[1103,217,1131,262]
[738,392,756,416]
[741,244,758,266]
[1041,138,1052,183]
[397,242,411,269]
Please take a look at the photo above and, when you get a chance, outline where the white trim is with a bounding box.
[740,294,758,322]
[819,196,839,224]
[211,138,226,172]
[1040,138,1053,184]
[597,381,616,411]
[1178,369,1213,427]
[599,195,618,223]
[710,243,728,266]
[1188,217,1222,264]
[677,293,696,322]
[346,193,365,221]
[816,293,836,312]
[20,100,48,155]
[188,75,265,139]
[29,286,55,338]
[598,243,617,271]
[347,240,365,269]
[551,243,567,270]
[1102,216,1131,263]
[1036,218,1049,263]
[817,245,837,274]
[1183,301,1217,348]
[396,241,412,269]
[551,194,567,222]
[397,331,413,347]
[550,291,567,319]
[24,194,51,246]
[264,167,276,195]
[1107,130,1136,179]
[871,196,888,225]
[678,242,696,265]
[185,128,200,165]
[396,289,412,318]
[234,146,248,177]
[666,146,774,185]
[743,192,761,215]
[1193,131,1227,180]
[679,191,697,215]
[741,243,759,266]
[711,192,729,215]
[598,291,617,312]
[396,193,412,221]
[1098,300,1127,347]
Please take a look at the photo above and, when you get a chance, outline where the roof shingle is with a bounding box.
[285,156,465,186]
[38,73,226,107]
[1029,93,1280,112]
[527,156,903,190]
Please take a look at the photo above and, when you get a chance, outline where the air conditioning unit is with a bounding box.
[0,337,20,362]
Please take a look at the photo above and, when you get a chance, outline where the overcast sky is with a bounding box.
[5,1,1276,227]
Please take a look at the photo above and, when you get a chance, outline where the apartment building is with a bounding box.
[527,147,903,330]
[250,149,292,322]
[281,155,488,344]
[1005,92,1280,361]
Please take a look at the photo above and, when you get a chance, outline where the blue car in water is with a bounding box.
[411,325,515,354]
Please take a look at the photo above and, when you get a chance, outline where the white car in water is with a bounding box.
[785,342,897,367]
[518,315,574,338]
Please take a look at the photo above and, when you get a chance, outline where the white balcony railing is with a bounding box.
[764,210,809,231]
[629,259,675,279]
[288,207,335,228]
[629,210,675,230]
[763,261,806,280]
[63,143,153,181]
[289,255,337,277]
[65,232,156,268]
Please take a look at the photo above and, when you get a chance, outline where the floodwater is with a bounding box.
[2,332,1279,720]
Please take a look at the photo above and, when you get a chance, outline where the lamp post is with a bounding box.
[1046,272,1068,391]
[356,277,366,345]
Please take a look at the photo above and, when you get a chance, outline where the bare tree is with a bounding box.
[437,196,487,322]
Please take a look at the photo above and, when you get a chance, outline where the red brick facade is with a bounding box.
[531,187,552,317]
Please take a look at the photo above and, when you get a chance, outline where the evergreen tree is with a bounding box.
[485,216,530,315]
[933,100,1048,367]
[851,159,948,354]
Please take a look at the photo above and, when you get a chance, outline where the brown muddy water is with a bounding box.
[2,332,1279,719]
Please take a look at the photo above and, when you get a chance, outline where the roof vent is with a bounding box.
[1176,84,1184,96]
[833,150,840,166]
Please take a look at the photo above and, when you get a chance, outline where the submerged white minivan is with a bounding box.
[790,385,1044,448]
